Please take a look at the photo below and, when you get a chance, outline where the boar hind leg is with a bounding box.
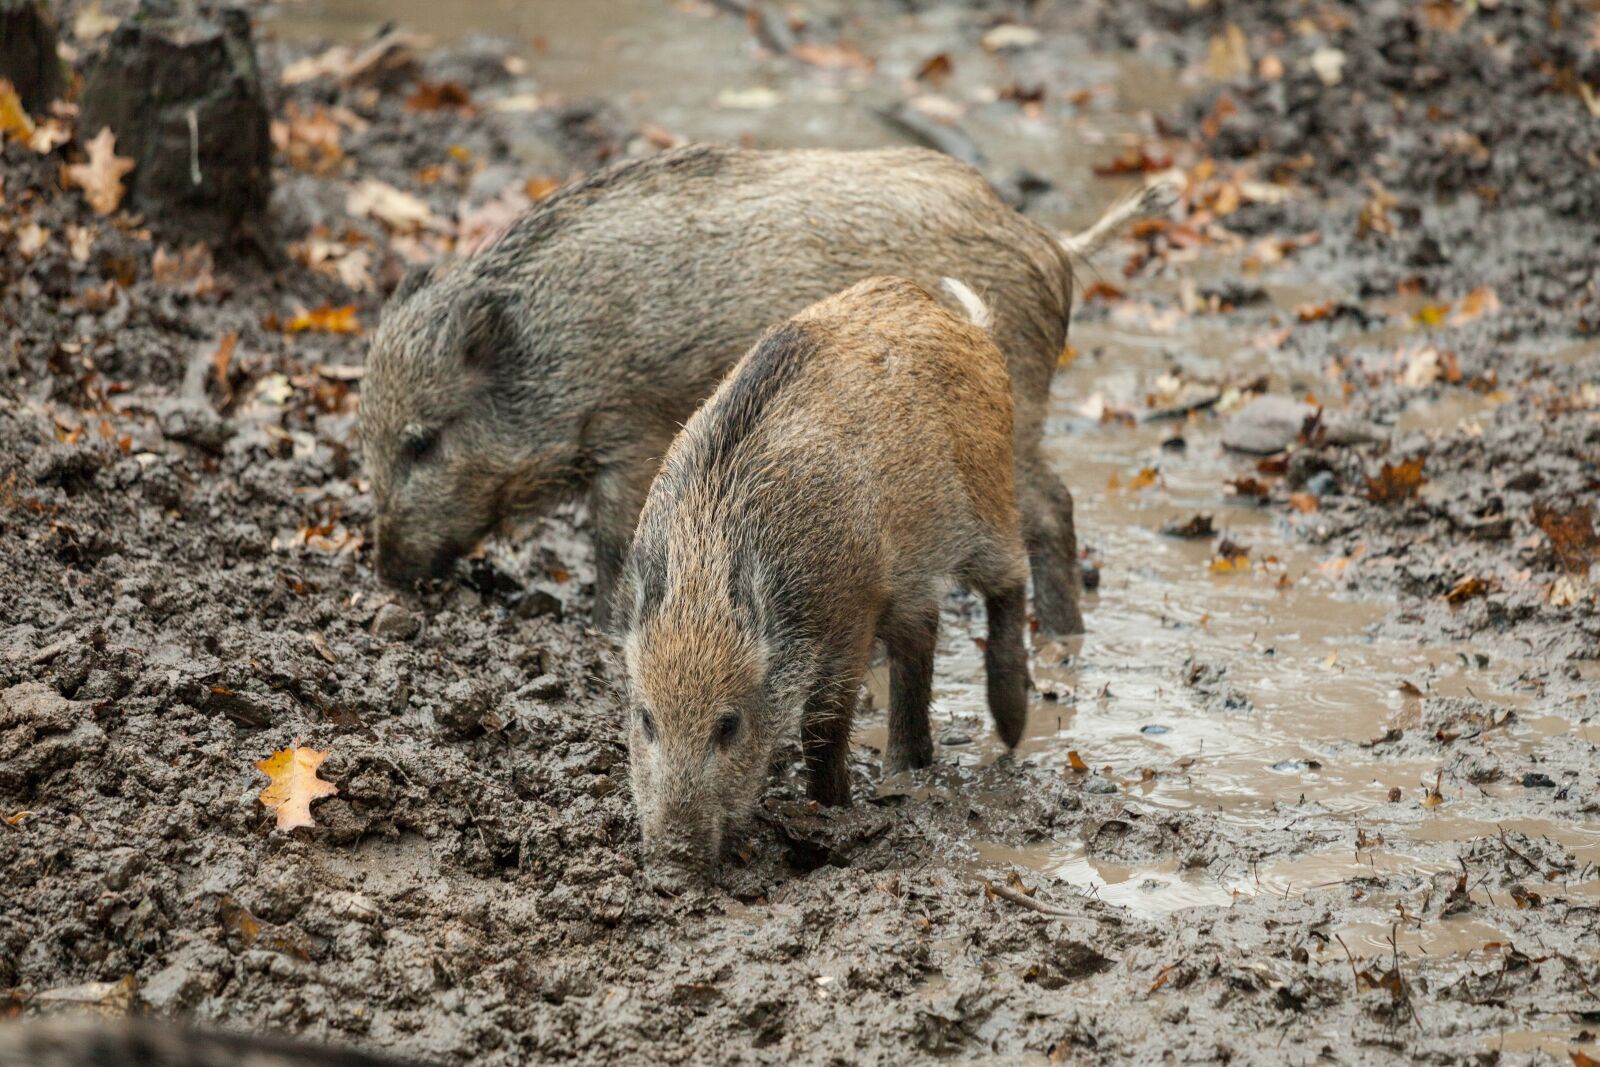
[1017,457,1086,637]
[802,687,855,807]
[883,607,938,774]
[982,582,1030,750]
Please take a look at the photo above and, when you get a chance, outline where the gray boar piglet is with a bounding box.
[619,276,1029,882]
[362,144,1170,635]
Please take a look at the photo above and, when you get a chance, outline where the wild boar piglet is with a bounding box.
[620,276,1030,882]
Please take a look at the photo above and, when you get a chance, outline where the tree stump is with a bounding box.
[78,4,272,249]
[0,0,66,112]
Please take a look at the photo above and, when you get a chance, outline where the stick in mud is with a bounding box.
[981,877,1119,922]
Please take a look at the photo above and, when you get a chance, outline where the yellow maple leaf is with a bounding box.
[64,127,136,215]
[256,746,339,831]
[0,79,35,141]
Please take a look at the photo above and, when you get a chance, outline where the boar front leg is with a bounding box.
[1016,453,1086,637]
[883,606,938,773]
[802,686,856,807]
[587,455,660,630]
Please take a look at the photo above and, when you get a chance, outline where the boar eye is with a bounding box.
[714,712,740,749]
[402,428,439,463]
[638,707,657,744]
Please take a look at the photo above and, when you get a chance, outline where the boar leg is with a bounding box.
[587,457,658,629]
[1017,456,1085,637]
[983,582,1030,749]
[883,608,937,773]
[802,687,855,807]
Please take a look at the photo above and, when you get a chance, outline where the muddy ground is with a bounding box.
[2,0,1599,1063]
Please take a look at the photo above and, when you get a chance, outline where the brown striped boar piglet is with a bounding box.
[618,276,1030,883]
[361,143,1174,635]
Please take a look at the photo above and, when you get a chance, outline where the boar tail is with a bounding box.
[940,277,993,330]
[1059,170,1184,260]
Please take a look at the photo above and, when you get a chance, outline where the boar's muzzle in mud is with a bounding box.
[362,280,582,591]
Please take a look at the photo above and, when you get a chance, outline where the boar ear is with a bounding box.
[454,287,521,371]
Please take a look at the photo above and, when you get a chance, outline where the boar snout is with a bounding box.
[639,802,724,877]
[373,525,457,588]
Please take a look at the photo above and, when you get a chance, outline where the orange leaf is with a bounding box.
[1296,300,1335,323]
[63,127,136,216]
[286,304,362,334]
[1444,575,1493,606]
[1364,457,1426,504]
[1532,504,1599,574]
[1127,467,1159,491]
[1067,750,1088,772]
[1288,492,1319,513]
[255,746,339,831]
[406,80,474,111]
[1448,286,1500,325]
[211,331,238,404]
[0,79,34,141]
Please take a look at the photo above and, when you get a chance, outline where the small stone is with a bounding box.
[433,679,494,739]
[520,672,565,699]
[370,602,420,642]
[1222,396,1316,454]
[1521,772,1556,788]
[941,733,973,746]
[1305,470,1340,498]
[1222,395,1380,454]
[511,589,563,621]
[1140,724,1171,735]
[153,398,234,454]
[1082,776,1118,794]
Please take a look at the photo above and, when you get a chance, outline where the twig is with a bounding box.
[24,635,74,665]
[981,878,1117,922]
[1335,933,1361,993]
[1496,825,1538,873]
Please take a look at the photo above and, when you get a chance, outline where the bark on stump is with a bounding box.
[0,0,66,112]
[78,6,272,249]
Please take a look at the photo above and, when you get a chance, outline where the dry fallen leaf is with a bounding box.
[256,746,339,831]
[1448,286,1500,325]
[347,178,440,234]
[0,80,35,141]
[74,2,120,39]
[64,127,136,215]
[1444,575,1493,606]
[790,41,875,72]
[286,304,362,334]
[1421,771,1445,808]
[1532,504,1598,573]
[271,103,346,175]
[1067,750,1089,772]
[1364,457,1426,505]
[406,80,475,112]
[1206,24,1250,80]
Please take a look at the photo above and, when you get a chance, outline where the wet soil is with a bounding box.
[2,0,1598,1063]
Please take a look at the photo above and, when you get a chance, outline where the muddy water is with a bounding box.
[267,0,1597,936]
